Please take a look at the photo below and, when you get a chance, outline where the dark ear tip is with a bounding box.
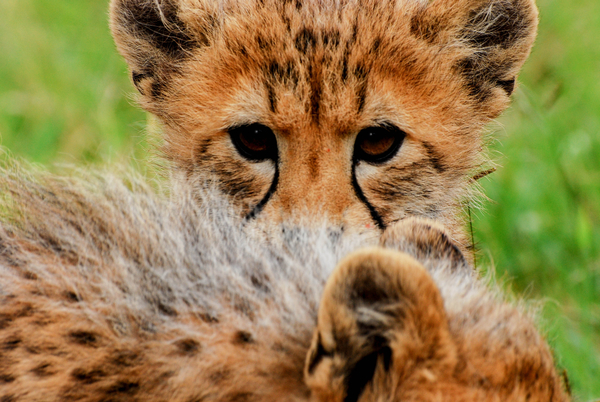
[110,0,202,60]
[497,78,516,95]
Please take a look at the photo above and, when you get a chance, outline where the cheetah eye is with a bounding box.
[354,125,405,164]
[229,123,278,162]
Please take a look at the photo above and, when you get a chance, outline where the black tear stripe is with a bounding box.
[352,161,385,230]
[244,163,279,221]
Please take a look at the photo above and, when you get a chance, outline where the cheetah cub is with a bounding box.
[0,170,569,401]
[0,0,572,400]
[110,0,538,251]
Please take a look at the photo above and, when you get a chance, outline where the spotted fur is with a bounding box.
[0,0,565,400]
[0,167,569,401]
[110,0,538,252]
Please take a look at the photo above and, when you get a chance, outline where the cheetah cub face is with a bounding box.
[111,0,537,241]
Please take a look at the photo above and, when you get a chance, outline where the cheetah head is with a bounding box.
[110,0,538,244]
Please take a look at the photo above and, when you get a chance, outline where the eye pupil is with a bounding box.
[240,129,268,152]
[354,125,405,164]
[360,131,395,156]
[229,123,277,161]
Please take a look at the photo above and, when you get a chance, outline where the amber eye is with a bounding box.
[353,125,405,164]
[229,123,278,161]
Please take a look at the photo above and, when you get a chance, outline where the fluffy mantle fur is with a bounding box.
[0,164,569,401]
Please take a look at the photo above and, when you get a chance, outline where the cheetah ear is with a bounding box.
[305,248,455,402]
[412,0,538,100]
[109,0,216,99]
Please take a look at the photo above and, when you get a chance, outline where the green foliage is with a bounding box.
[474,0,600,398]
[0,0,146,164]
[0,0,598,398]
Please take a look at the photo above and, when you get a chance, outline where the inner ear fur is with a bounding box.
[413,0,538,100]
[109,0,216,99]
[305,247,456,401]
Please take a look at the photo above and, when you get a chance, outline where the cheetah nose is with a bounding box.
[276,172,351,220]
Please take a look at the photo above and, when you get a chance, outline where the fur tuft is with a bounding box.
[0,163,569,401]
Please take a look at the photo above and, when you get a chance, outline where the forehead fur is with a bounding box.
[112,0,537,128]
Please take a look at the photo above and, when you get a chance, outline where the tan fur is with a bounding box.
[307,220,569,401]
[0,170,569,400]
[110,0,538,251]
[0,0,570,400]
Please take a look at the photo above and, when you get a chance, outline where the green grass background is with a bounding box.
[0,0,598,398]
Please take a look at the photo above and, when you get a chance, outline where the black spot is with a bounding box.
[233,298,256,321]
[227,392,253,402]
[0,374,16,383]
[355,74,368,114]
[371,37,381,54]
[234,330,254,344]
[195,138,213,161]
[0,315,10,330]
[341,22,359,83]
[22,271,38,280]
[31,362,54,377]
[256,35,270,51]
[111,350,141,367]
[176,338,201,355]
[105,380,140,395]
[231,42,248,58]
[266,81,277,113]
[1,395,16,402]
[198,312,219,324]
[71,367,107,384]
[250,274,270,293]
[267,60,299,87]
[349,21,359,47]
[118,0,204,59]
[410,12,441,43]
[188,396,209,402]
[421,141,447,173]
[341,51,350,83]
[69,330,99,347]
[209,368,232,384]
[157,301,177,317]
[15,304,35,319]
[3,337,21,351]
[150,79,168,99]
[294,28,317,54]
[64,291,81,303]
[309,78,322,124]
[322,30,341,48]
